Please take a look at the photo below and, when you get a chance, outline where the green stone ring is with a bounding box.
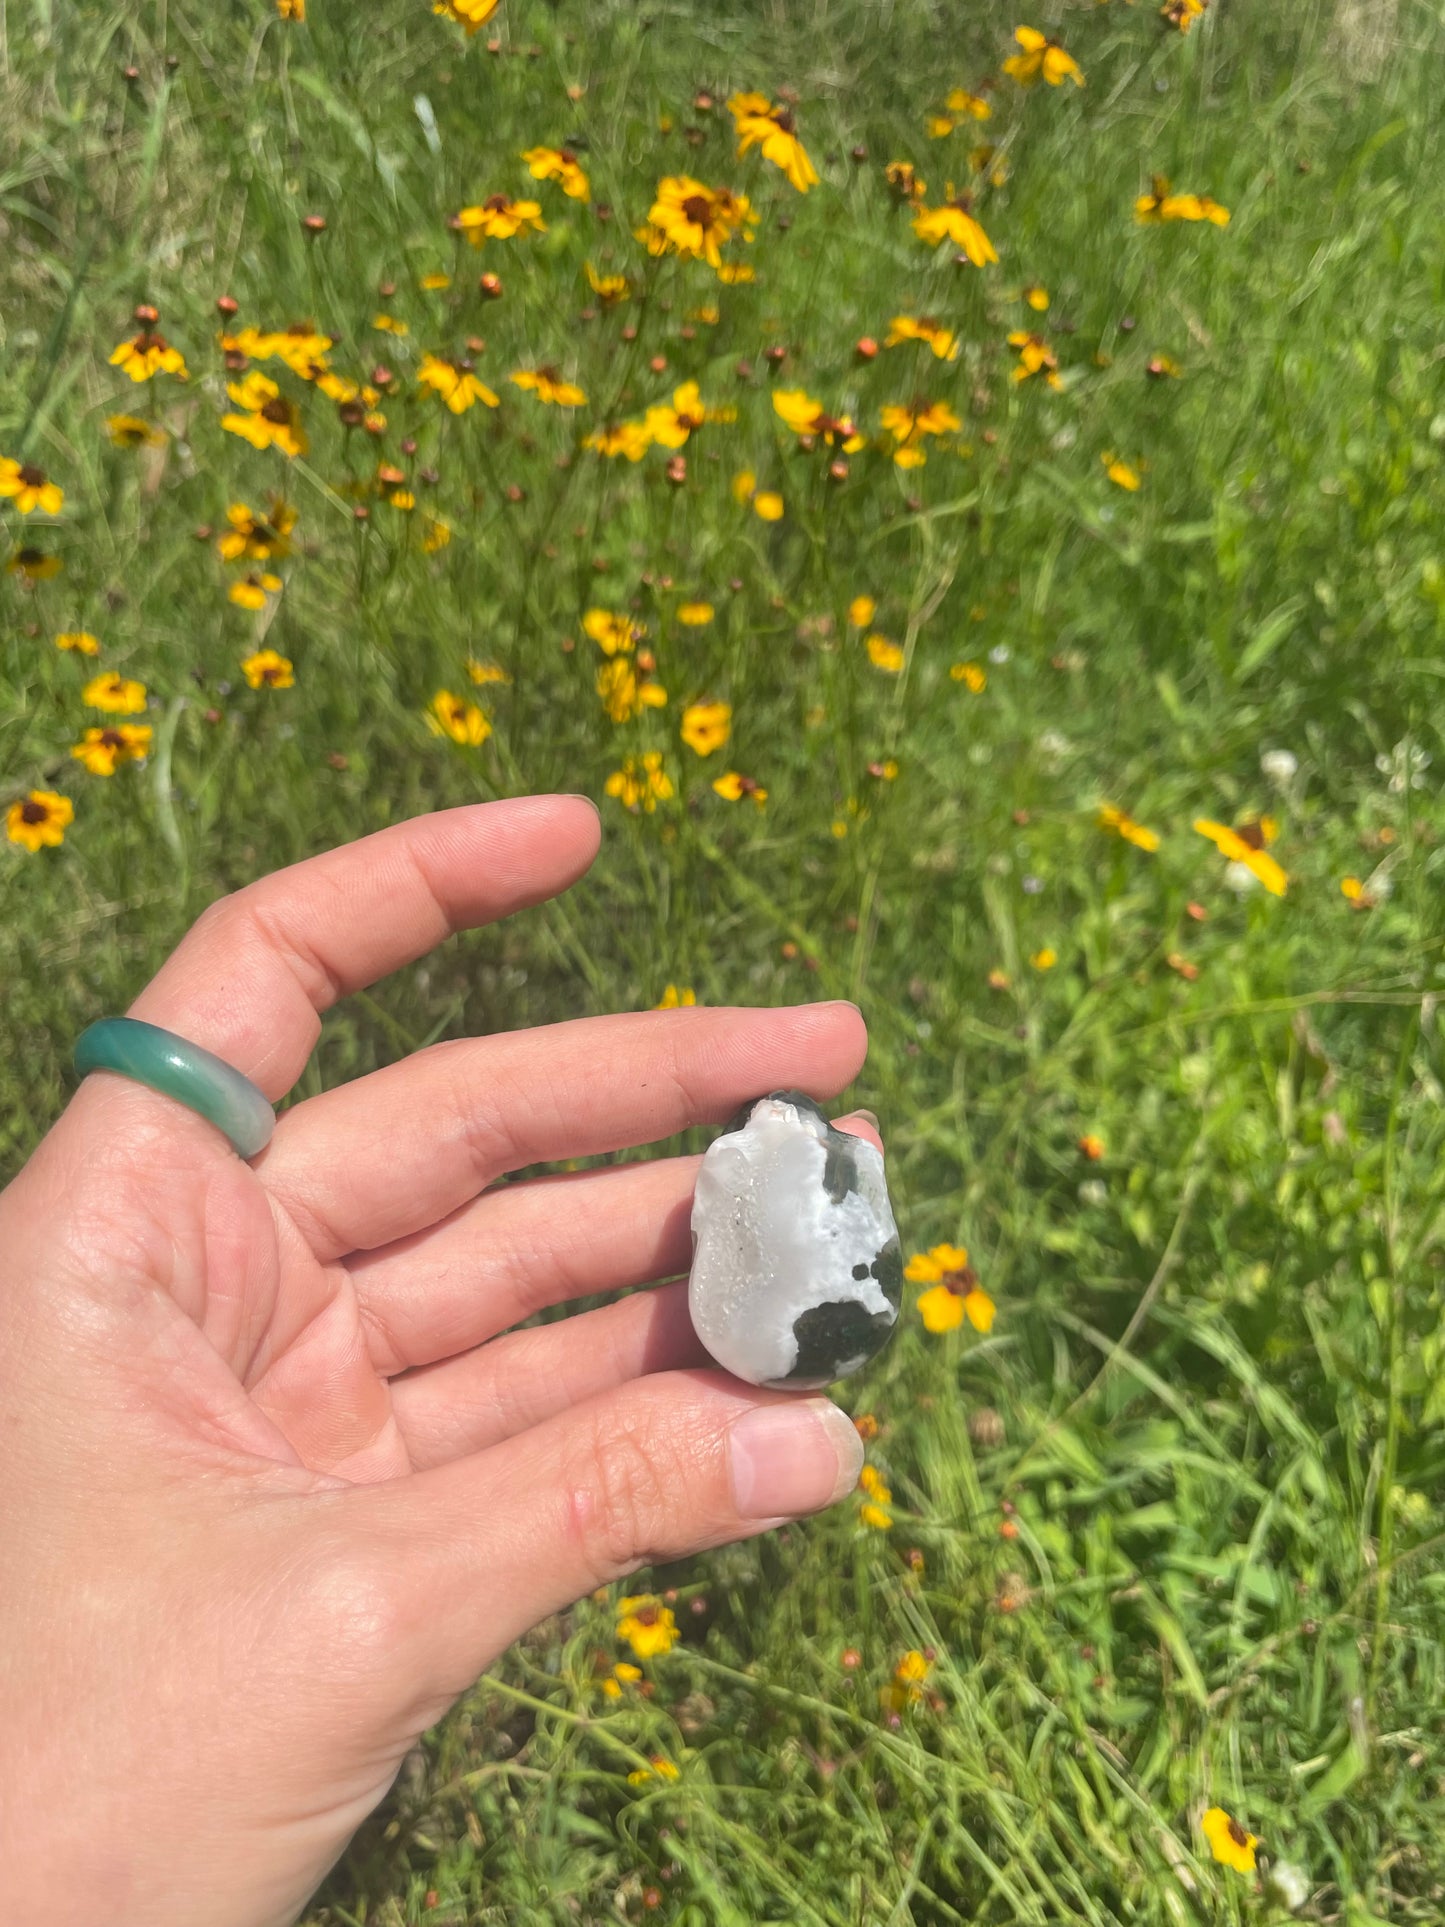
[74,1017,276,1159]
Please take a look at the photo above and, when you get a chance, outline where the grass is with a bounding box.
[5,0,1445,1918]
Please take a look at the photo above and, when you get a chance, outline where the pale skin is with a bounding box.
[0,795,875,1926]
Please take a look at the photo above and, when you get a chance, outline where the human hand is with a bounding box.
[0,797,874,1927]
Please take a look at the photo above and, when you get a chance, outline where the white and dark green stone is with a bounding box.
[688,1089,901,1390]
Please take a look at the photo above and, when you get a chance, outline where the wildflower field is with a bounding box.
[6,0,1445,1918]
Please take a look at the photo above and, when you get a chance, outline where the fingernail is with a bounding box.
[727,1400,865,1521]
[851,1107,880,1130]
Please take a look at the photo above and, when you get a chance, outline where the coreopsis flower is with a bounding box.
[241,648,295,689]
[677,600,714,625]
[1031,947,1057,970]
[218,499,296,562]
[626,1756,680,1786]
[712,771,767,805]
[71,723,152,776]
[419,270,452,290]
[584,420,654,460]
[879,399,961,466]
[654,984,697,1008]
[1193,817,1287,895]
[889,1649,931,1706]
[772,388,864,450]
[884,160,927,205]
[727,92,819,192]
[857,1462,893,1529]
[228,571,282,610]
[946,86,991,120]
[521,145,590,201]
[907,1243,995,1333]
[1201,1808,1258,1875]
[427,689,490,743]
[1162,0,1207,31]
[418,353,499,413]
[950,661,986,691]
[83,671,146,714]
[276,0,305,16]
[0,458,63,515]
[584,609,645,656]
[600,1660,643,1698]
[1102,452,1142,490]
[848,595,877,627]
[372,314,408,337]
[681,701,731,756]
[454,195,547,245]
[645,381,710,448]
[222,373,308,457]
[1098,805,1160,851]
[6,547,62,580]
[434,0,498,31]
[1007,331,1062,388]
[6,789,73,852]
[105,413,167,448]
[605,750,674,813]
[1078,1134,1106,1162]
[1136,176,1230,224]
[1003,25,1084,87]
[753,490,784,521]
[55,630,100,654]
[584,261,631,305]
[633,220,673,258]
[1022,282,1049,311]
[108,328,188,381]
[912,186,997,263]
[616,1595,680,1659]
[256,321,336,376]
[466,658,510,685]
[884,316,959,361]
[866,634,905,673]
[422,517,452,554]
[511,367,586,407]
[597,657,667,723]
[648,176,756,267]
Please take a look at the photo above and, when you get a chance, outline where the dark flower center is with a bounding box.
[940,1266,978,1296]
[483,194,511,212]
[681,194,714,226]
[19,465,45,488]
[261,399,292,424]
[98,730,125,748]
[19,799,49,824]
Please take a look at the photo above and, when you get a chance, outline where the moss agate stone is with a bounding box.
[688,1090,901,1390]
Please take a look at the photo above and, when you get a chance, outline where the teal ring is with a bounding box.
[74,1018,276,1159]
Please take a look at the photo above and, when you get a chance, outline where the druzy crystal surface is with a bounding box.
[688,1090,901,1390]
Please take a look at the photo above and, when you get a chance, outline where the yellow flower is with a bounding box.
[597,657,668,723]
[228,572,282,610]
[584,261,631,305]
[895,1649,930,1689]
[511,367,587,407]
[1341,875,1366,901]
[6,547,62,580]
[371,313,408,337]
[433,0,498,31]
[601,1661,643,1698]
[419,271,452,291]
[907,1243,995,1334]
[1023,282,1050,311]
[1162,0,1208,30]
[1103,453,1142,490]
[55,630,100,655]
[884,159,927,205]
[0,458,64,515]
[866,634,905,673]
[71,723,152,776]
[1193,818,1287,896]
[1201,1807,1258,1875]
[772,388,864,449]
[222,372,308,458]
[424,689,487,742]
[1030,947,1057,970]
[454,194,547,244]
[645,380,710,449]
[712,771,767,805]
[418,353,499,414]
[616,1595,680,1659]
[105,413,167,448]
[108,329,187,382]
[1007,331,1062,389]
[1003,25,1084,87]
[422,517,452,554]
[240,648,294,690]
[627,1756,680,1786]
[1098,805,1160,851]
[732,469,758,504]
[6,789,73,853]
[584,608,645,656]
[218,499,296,562]
[848,595,877,628]
[605,751,674,813]
[584,420,654,460]
[276,0,305,19]
[648,176,757,268]
[681,700,731,756]
[857,1461,894,1529]
[521,145,591,201]
[677,600,714,626]
[880,400,961,466]
[950,661,986,692]
[654,984,697,1009]
[913,186,998,263]
[466,659,510,687]
[727,92,819,193]
[753,490,785,522]
[884,315,959,361]
[1136,175,1230,224]
[83,671,146,715]
[946,87,991,120]
[1078,1133,1106,1161]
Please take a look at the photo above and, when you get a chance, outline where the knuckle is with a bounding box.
[566,1410,676,1587]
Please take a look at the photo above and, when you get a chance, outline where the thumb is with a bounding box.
[363,1371,865,1701]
